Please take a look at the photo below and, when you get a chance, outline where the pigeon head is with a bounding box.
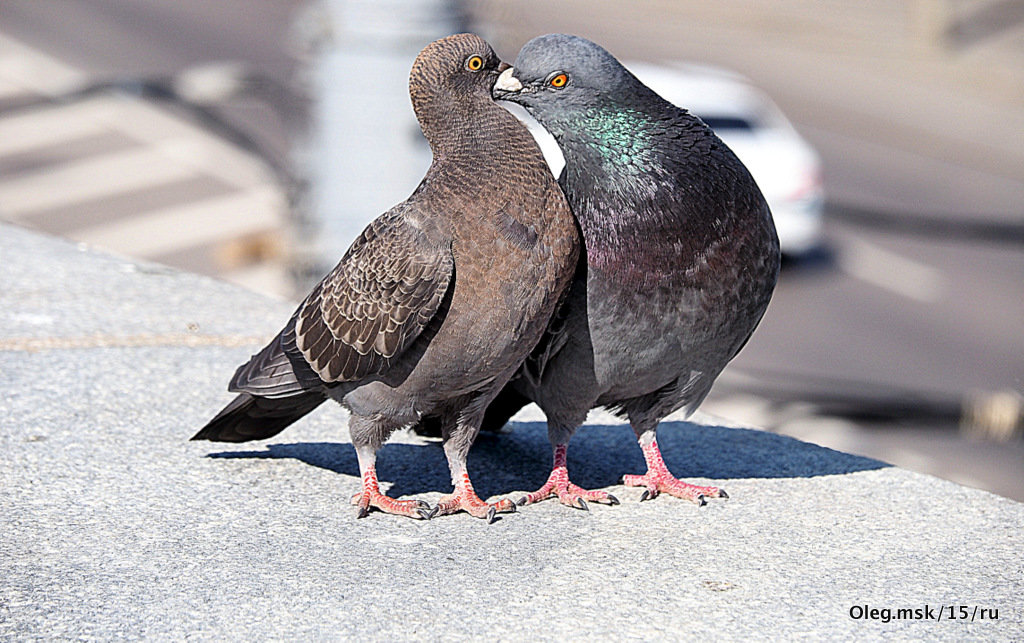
[409,33,509,149]
[493,34,654,141]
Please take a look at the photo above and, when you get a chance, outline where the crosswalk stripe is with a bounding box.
[0,33,85,99]
[0,96,117,157]
[76,186,284,258]
[0,78,27,102]
[0,34,291,297]
[0,142,203,219]
[99,97,279,190]
[837,237,945,303]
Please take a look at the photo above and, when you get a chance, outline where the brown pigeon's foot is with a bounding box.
[350,466,432,520]
[517,444,619,509]
[623,436,727,505]
[430,473,516,523]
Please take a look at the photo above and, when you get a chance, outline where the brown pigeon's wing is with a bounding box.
[227,309,324,398]
[295,207,453,383]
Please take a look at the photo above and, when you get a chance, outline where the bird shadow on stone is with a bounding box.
[480,421,888,494]
[206,440,452,498]
[204,420,887,501]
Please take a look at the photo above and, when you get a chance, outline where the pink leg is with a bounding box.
[518,444,620,510]
[430,472,516,523]
[350,465,432,520]
[622,436,727,505]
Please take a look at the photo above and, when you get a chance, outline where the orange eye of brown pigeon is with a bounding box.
[466,55,484,71]
[550,73,568,88]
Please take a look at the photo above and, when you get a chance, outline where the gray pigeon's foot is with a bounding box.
[431,473,516,523]
[518,444,619,509]
[623,436,726,505]
[517,475,620,509]
[350,467,432,520]
[622,472,723,505]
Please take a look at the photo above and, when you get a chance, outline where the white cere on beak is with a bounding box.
[494,67,523,93]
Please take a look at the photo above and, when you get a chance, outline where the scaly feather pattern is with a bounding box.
[194,34,579,522]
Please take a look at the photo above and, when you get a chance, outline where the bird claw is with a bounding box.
[432,489,515,521]
[484,498,516,523]
[416,507,433,520]
[519,469,616,510]
[352,488,431,520]
[625,470,724,505]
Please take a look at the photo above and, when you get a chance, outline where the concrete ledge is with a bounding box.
[2,223,1021,639]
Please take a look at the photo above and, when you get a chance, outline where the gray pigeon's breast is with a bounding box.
[583,268,706,397]
[582,213,776,404]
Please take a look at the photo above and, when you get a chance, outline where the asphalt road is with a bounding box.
[3,1,1022,499]
[1,0,306,153]
[0,0,310,294]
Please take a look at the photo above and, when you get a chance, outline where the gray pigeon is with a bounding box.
[486,34,780,508]
[192,33,579,522]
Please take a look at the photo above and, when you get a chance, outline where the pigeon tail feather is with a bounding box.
[191,392,326,442]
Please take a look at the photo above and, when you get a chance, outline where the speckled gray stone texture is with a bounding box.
[2,224,1021,640]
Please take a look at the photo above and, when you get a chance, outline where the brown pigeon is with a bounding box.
[191,33,579,522]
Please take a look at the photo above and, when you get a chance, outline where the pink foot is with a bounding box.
[623,437,728,505]
[430,473,516,523]
[350,466,431,520]
[518,445,620,509]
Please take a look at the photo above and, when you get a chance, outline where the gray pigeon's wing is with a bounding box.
[295,206,453,383]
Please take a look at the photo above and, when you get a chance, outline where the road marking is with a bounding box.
[838,237,945,302]
[0,142,203,218]
[0,97,116,156]
[0,33,86,100]
[0,34,290,297]
[99,97,276,189]
[77,186,283,257]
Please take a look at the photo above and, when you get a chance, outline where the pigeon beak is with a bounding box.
[493,67,523,99]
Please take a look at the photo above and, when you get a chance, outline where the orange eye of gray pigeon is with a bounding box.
[466,55,484,71]
[548,72,568,88]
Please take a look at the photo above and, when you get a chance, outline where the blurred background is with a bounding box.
[1,1,1021,499]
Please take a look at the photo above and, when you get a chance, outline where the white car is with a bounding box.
[508,61,824,257]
